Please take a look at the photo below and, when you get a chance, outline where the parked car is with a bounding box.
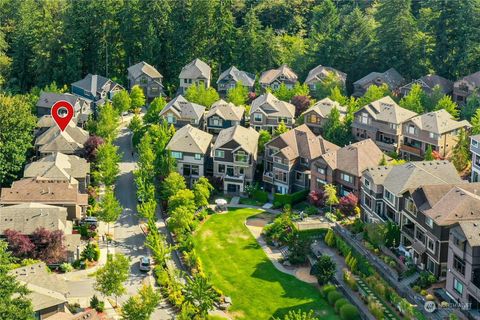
[81,216,98,227]
[139,256,151,272]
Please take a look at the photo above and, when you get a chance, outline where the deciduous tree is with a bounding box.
[112,90,131,114]
[93,142,121,186]
[185,83,219,109]
[435,95,459,119]
[227,81,248,106]
[95,253,130,305]
[96,102,120,141]
[121,284,160,320]
[144,96,166,124]
[258,130,272,154]
[130,85,146,111]
[160,172,186,202]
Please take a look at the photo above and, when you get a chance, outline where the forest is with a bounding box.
[0,0,479,95]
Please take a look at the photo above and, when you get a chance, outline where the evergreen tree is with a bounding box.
[471,109,480,135]
[435,95,459,119]
[424,85,445,112]
[461,91,480,121]
[308,0,339,66]
[399,83,425,113]
[452,129,471,172]
[424,145,434,161]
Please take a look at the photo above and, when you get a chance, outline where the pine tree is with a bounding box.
[308,0,339,65]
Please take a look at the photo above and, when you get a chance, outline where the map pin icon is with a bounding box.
[51,100,74,132]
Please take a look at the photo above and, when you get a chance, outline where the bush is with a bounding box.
[335,298,349,313]
[81,242,100,262]
[343,269,358,291]
[252,190,268,203]
[420,289,428,296]
[368,296,384,319]
[90,295,105,312]
[273,189,309,206]
[321,284,336,298]
[327,290,343,306]
[412,285,421,293]
[340,304,360,320]
[60,262,73,273]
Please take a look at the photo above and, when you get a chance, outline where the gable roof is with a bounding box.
[159,95,206,121]
[71,74,122,96]
[259,64,298,85]
[354,68,405,89]
[24,152,90,181]
[128,61,162,79]
[36,92,81,113]
[217,66,255,87]
[456,71,480,87]
[213,125,259,156]
[407,109,471,134]
[458,221,480,247]
[267,124,339,161]
[206,100,245,121]
[302,98,347,119]
[401,74,453,94]
[166,124,213,154]
[358,96,417,124]
[37,115,56,129]
[250,93,295,119]
[179,58,211,80]
[318,139,386,177]
[304,65,347,85]
[35,122,89,154]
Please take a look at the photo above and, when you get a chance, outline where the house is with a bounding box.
[353,68,405,97]
[217,66,255,96]
[446,220,480,316]
[360,160,464,224]
[400,109,471,160]
[212,125,259,193]
[0,178,89,220]
[24,152,91,192]
[453,71,480,105]
[250,93,295,132]
[36,115,57,136]
[166,124,213,187]
[34,122,89,157]
[205,99,245,134]
[351,96,417,153]
[471,135,480,182]
[304,65,347,93]
[36,92,92,127]
[259,64,298,91]
[71,74,124,107]
[399,74,453,97]
[402,183,480,278]
[263,124,339,194]
[178,58,211,94]
[127,61,164,99]
[301,98,347,134]
[311,139,386,197]
[158,95,206,129]
[45,309,103,320]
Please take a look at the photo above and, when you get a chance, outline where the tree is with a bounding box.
[399,83,425,113]
[258,130,272,154]
[324,184,339,213]
[97,188,123,240]
[461,91,480,121]
[424,145,434,161]
[227,81,248,106]
[193,177,213,208]
[84,135,104,162]
[93,141,121,186]
[0,240,34,320]
[130,85,146,111]
[0,95,36,186]
[308,189,325,207]
[112,89,131,114]
[324,107,350,146]
[435,95,459,119]
[185,83,220,108]
[274,120,289,136]
[308,0,339,65]
[183,275,218,317]
[291,95,311,117]
[324,229,336,247]
[144,96,166,124]
[424,85,445,112]
[95,253,130,305]
[96,102,120,141]
[314,71,344,100]
[312,255,336,285]
[379,154,388,166]
[121,284,160,320]
[30,228,66,263]
[160,172,186,202]
[128,115,143,135]
[340,304,360,320]
[365,223,386,248]
[277,310,319,320]
[338,194,359,217]
[168,206,195,234]
[4,229,34,258]
[452,129,471,172]
[471,109,480,135]
[168,189,196,213]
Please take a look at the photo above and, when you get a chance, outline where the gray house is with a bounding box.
[353,68,405,97]
[217,66,255,96]
[302,98,347,134]
[127,61,164,99]
[205,100,245,134]
[158,95,206,129]
[178,58,211,94]
[36,92,92,127]
[250,93,295,132]
[453,71,480,105]
[71,74,124,108]
[34,122,89,157]
[304,65,347,93]
[399,74,453,97]
[259,65,298,91]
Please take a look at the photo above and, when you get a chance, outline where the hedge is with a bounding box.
[327,290,343,306]
[273,189,309,206]
[334,298,349,313]
[340,304,360,320]
[252,190,268,203]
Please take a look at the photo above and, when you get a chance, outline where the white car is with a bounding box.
[139,256,151,272]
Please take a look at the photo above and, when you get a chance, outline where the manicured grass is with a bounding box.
[238,197,265,206]
[193,208,338,320]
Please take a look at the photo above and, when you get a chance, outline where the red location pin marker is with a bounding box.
[51,100,74,131]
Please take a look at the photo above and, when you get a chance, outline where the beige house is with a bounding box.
[353,68,405,97]
[178,58,211,94]
[304,65,347,93]
[205,99,245,134]
[351,96,417,153]
[453,71,480,105]
[259,65,298,91]
[158,95,206,129]
[35,122,89,157]
[250,93,295,132]
[302,98,347,134]
[127,61,164,99]
[400,109,471,160]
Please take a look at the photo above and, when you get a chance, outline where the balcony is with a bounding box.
[375,140,396,151]
[400,144,422,156]
[224,174,245,183]
[402,226,415,239]
[263,172,273,184]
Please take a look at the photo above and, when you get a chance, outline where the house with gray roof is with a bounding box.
[166,124,213,187]
[36,92,92,127]
[128,61,164,100]
[453,70,480,105]
[353,68,405,97]
[263,124,339,194]
[178,58,211,94]
[352,96,417,153]
[217,66,255,96]
[259,65,298,91]
[34,122,89,157]
[158,95,206,129]
[212,125,259,193]
[302,98,347,134]
[399,74,453,97]
[304,65,347,94]
[71,74,124,108]
[400,109,471,160]
[205,99,245,134]
[250,93,296,133]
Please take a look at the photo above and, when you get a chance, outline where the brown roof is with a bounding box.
[259,64,298,85]
[456,71,480,88]
[250,93,295,119]
[457,221,480,247]
[213,125,259,158]
[358,96,417,124]
[407,109,471,134]
[166,124,213,154]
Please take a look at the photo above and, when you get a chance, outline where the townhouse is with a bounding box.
[250,93,295,132]
[399,74,453,97]
[216,66,255,96]
[302,97,347,134]
[34,122,89,157]
[71,74,124,108]
[304,64,347,93]
[353,68,405,97]
[158,95,206,129]
[178,58,211,94]
[471,134,480,182]
[259,64,298,91]
[205,99,245,134]
[127,61,164,99]
[453,71,480,105]
[263,124,338,194]
[36,92,92,127]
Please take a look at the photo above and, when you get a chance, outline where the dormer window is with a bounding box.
[407,124,416,135]
[234,151,248,163]
[360,113,369,125]
[166,115,177,124]
[254,113,263,122]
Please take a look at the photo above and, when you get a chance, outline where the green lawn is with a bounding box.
[238,197,265,206]
[193,208,338,320]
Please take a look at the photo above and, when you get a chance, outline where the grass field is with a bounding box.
[193,208,338,320]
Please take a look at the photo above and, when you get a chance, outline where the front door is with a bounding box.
[227,184,239,193]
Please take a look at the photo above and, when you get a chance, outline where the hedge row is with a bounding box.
[252,190,269,203]
[273,189,309,206]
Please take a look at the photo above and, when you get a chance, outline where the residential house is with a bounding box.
[302,98,347,134]
[36,115,56,136]
[259,64,298,91]
[127,61,164,99]
[353,68,405,97]
[45,309,104,320]
[23,152,90,192]
[360,160,464,224]
[471,135,480,182]
[399,74,453,97]
[36,92,92,127]
[250,93,295,132]
[158,95,206,129]
[311,139,386,197]
[205,99,245,134]
[351,96,417,153]
[166,124,213,187]
[216,66,255,96]
[447,220,480,316]
[400,109,471,160]
[71,74,124,108]
[453,71,480,105]
[304,65,347,93]
[178,58,211,94]
[34,122,89,157]
[212,125,259,193]
[0,177,89,220]
[263,124,339,194]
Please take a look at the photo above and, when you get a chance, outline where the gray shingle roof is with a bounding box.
[36,92,81,112]
[179,58,211,80]
[304,65,347,85]
[354,68,405,89]
[206,100,245,121]
[250,93,295,119]
[128,61,162,79]
[71,74,123,96]
[213,125,259,157]
[35,122,89,154]
[456,70,480,87]
[302,98,347,119]
[24,152,90,181]
[407,109,471,134]
[166,124,213,154]
[359,96,417,124]
[217,66,255,87]
[159,95,206,121]
[401,74,453,94]
[259,64,298,85]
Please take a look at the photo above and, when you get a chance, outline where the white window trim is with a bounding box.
[427,236,435,254]
[215,150,225,158]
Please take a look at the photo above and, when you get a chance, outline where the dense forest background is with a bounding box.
[0,0,480,94]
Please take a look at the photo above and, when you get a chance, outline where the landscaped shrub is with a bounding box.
[253,190,268,203]
[343,269,358,291]
[263,213,296,245]
[89,295,104,312]
[340,304,360,320]
[273,189,309,206]
[324,229,336,247]
[335,298,349,313]
[368,296,384,320]
[60,262,73,273]
[81,242,100,262]
[304,205,318,216]
[321,283,337,298]
[327,290,344,306]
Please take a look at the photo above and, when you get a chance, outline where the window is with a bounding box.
[454,278,464,294]
[316,178,326,188]
[210,117,222,126]
[234,151,248,163]
[473,139,478,147]
[215,150,225,158]
[274,170,287,183]
[218,164,225,173]
[296,172,303,181]
[194,154,202,160]
[389,123,397,130]
[475,154,480,166]
[364,179,370,189]
[363,194,372,207]
[184,79,188,84]
[188,79,192,84]
[453,236,465,250]
[239,167,245,175]
[340,173,353,183]
[429,132,438,139]
[274,156,283,164]
[140,77,148,85]
[360,113,369,125]
[425,217,434,228]
[278,117,288,124]
[190,119,197,124]
[171,151,182,159]
[427,237,435,253]
[309,114,318,123]
[166,114,177,124]
[254,113,263,122]
[384,189,394,204]
[416,228,425,244]
[317,167,325,175]
[407,125,416,135]
[226,166,234,176]
[453,255,465,275]
[300,158,308,165]
[404,198,416,215]
[183,164,199,176]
